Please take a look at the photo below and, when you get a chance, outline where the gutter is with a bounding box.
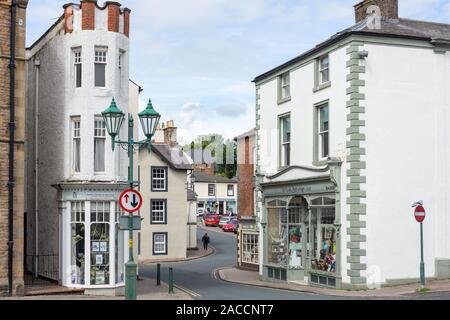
[8,0,18,297]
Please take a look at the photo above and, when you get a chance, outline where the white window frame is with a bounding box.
[153,233,167,255]
[151,167,167,191]
[94,118,106,173]
[150,199,166,224]
[279,114,291,168]
[208,184,216,197]
[94,47,107,87]
[279,72,291,101]
[73,48,82,88]
[319,55,330,84]
[72,117,81,173]
[227,184,234,197]
[318,103,329,160]
[241,233,259,265]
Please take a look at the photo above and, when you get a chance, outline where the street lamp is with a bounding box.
[102,98,161,300]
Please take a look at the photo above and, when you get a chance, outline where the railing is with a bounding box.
[24,254,59,287]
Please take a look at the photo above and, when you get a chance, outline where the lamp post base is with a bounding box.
[125,261,138,300]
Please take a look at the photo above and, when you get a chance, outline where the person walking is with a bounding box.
[202,233,210,250]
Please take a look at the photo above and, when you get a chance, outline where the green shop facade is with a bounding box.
[259,159,343,288]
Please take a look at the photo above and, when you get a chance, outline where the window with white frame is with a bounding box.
[279,72,290,101]
[94,118,106,173]
[208,184,215,196]
[72,118,81,173]
[150,199,166,224]
[153,233,167,255]
[151,167,167,191]
[242,233,259,264]
[318,103,329,159]
[94,47,107,87]
[70,201,85,285]
[279,114,291,167]
[90,201,111,285]
[319,55,330,84]
[227,184,234,197]
[73,48,82,88]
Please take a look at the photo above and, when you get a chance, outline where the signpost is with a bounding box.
[413,203,426,289]
[119,189,143,213]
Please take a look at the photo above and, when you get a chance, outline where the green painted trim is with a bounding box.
[350,277,367,285]
[347,228,362,235]
[350,162,366,170]
[346,127,360,135]
[346,59,360,68]
[349,133,366,141]
[347,197,361,205]
[346,140,360,148]
[350,235,366,242]
[347,155,361,163]
[347,183,361,191]
[348,147,366,155]
[349,263,366,270]
[349,106,365,114]
[347,256,360,263]
[347,169,361,177]
[350,190,366,198]
[347,270,361,277]
[350,176,366,183]
[350,204,366,213]
[347,242,361,249]
[350,249,366,256]
[346,214,362,221]
[350,220,366,228]
[313,81,331,93]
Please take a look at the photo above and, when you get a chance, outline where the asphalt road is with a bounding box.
[139,226,348,300]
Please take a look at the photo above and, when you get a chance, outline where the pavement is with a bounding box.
[217,267,450,298]
[0,278,192,300]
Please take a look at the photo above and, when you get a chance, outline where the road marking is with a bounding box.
[174,284,201,298]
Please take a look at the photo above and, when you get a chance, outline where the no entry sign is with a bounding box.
[119,189,143,213]
[414,205,426,223]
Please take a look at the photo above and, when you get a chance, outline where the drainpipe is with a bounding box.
[34,58,40,278]
[7,0,18,297]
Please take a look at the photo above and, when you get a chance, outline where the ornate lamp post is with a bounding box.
[102,98,161,300]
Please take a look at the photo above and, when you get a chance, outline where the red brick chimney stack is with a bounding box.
[354,0,398,23]
[81,0,96,30]
[123,8,131,38]
[106,1,121,32]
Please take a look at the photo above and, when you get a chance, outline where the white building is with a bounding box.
[193,172,238,215]
[136,120,196,262]
[25,1,132,295]
[254,0,450,290]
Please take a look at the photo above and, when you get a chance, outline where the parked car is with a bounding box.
[204,214,221,227]
[222,219,238,232]
[218,216,233,228]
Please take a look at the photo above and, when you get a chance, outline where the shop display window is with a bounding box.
[309,197,337,273]
[71,202,85,285]
[242,233,259,264]
[90,201,110,285]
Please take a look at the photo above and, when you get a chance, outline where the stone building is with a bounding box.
[25,0,132,295]
[235,129,259,271]
[0,0,28,296]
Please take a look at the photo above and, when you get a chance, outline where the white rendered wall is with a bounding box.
[195,182,237,203]
[364,43,450,283]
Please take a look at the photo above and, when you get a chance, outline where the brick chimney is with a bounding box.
[354,0,398,23]
[81,0,96,30]
[107,1,121,32]
[163,120,178,147]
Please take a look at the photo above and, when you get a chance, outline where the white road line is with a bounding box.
[174,284,201,298]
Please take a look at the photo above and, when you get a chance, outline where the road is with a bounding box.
[139,226,347,300]
[139,225,450,300]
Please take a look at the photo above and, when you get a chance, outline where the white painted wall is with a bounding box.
[195,182,237,203]
[364,43,450,283]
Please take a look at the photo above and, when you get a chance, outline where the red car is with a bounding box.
[204,214,221,227]
[222,219,238,232]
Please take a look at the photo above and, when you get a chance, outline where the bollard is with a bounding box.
[168,267,174,294]
[156,263,161,286]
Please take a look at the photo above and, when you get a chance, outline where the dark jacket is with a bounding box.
[202,235,210,244]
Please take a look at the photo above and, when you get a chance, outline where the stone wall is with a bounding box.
[0,0,28,296]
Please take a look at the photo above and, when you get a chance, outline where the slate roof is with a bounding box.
[254,17,450,83]
[192,171,238,183]
[149,144,193,171]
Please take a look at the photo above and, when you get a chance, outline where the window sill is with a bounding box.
[312,160,328,167]
[150,222,167,225]
[313,81,331,93]
[277,96,291,105]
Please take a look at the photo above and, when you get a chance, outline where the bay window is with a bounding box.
[95,47,107,87]
[94,118,106,173]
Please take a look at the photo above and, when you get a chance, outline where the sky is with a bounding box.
[26,0,450,144]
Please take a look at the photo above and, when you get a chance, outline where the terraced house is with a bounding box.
[254,0,450,289]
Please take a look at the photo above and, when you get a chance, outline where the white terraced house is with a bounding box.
[254,0,450,290]
[25,1,132,295]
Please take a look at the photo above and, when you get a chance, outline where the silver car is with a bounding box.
[218,216,233,228]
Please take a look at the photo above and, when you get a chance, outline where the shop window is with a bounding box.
[242,233,259,264]
[267,199,305,268]
[309,197,337,274]
[115,202,124,284]
[90,201,111,285]
[70,202,85,285]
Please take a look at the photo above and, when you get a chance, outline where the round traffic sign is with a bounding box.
[119,189,143,213]
[414,205,426,223]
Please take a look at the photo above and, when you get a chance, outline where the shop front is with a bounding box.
[56,183,129,295]
[260,162,342,288]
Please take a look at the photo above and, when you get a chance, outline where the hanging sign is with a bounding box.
[414,205,426,223]
[119,189,143,213]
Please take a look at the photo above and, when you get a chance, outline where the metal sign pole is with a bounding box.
[420,222,425,289]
